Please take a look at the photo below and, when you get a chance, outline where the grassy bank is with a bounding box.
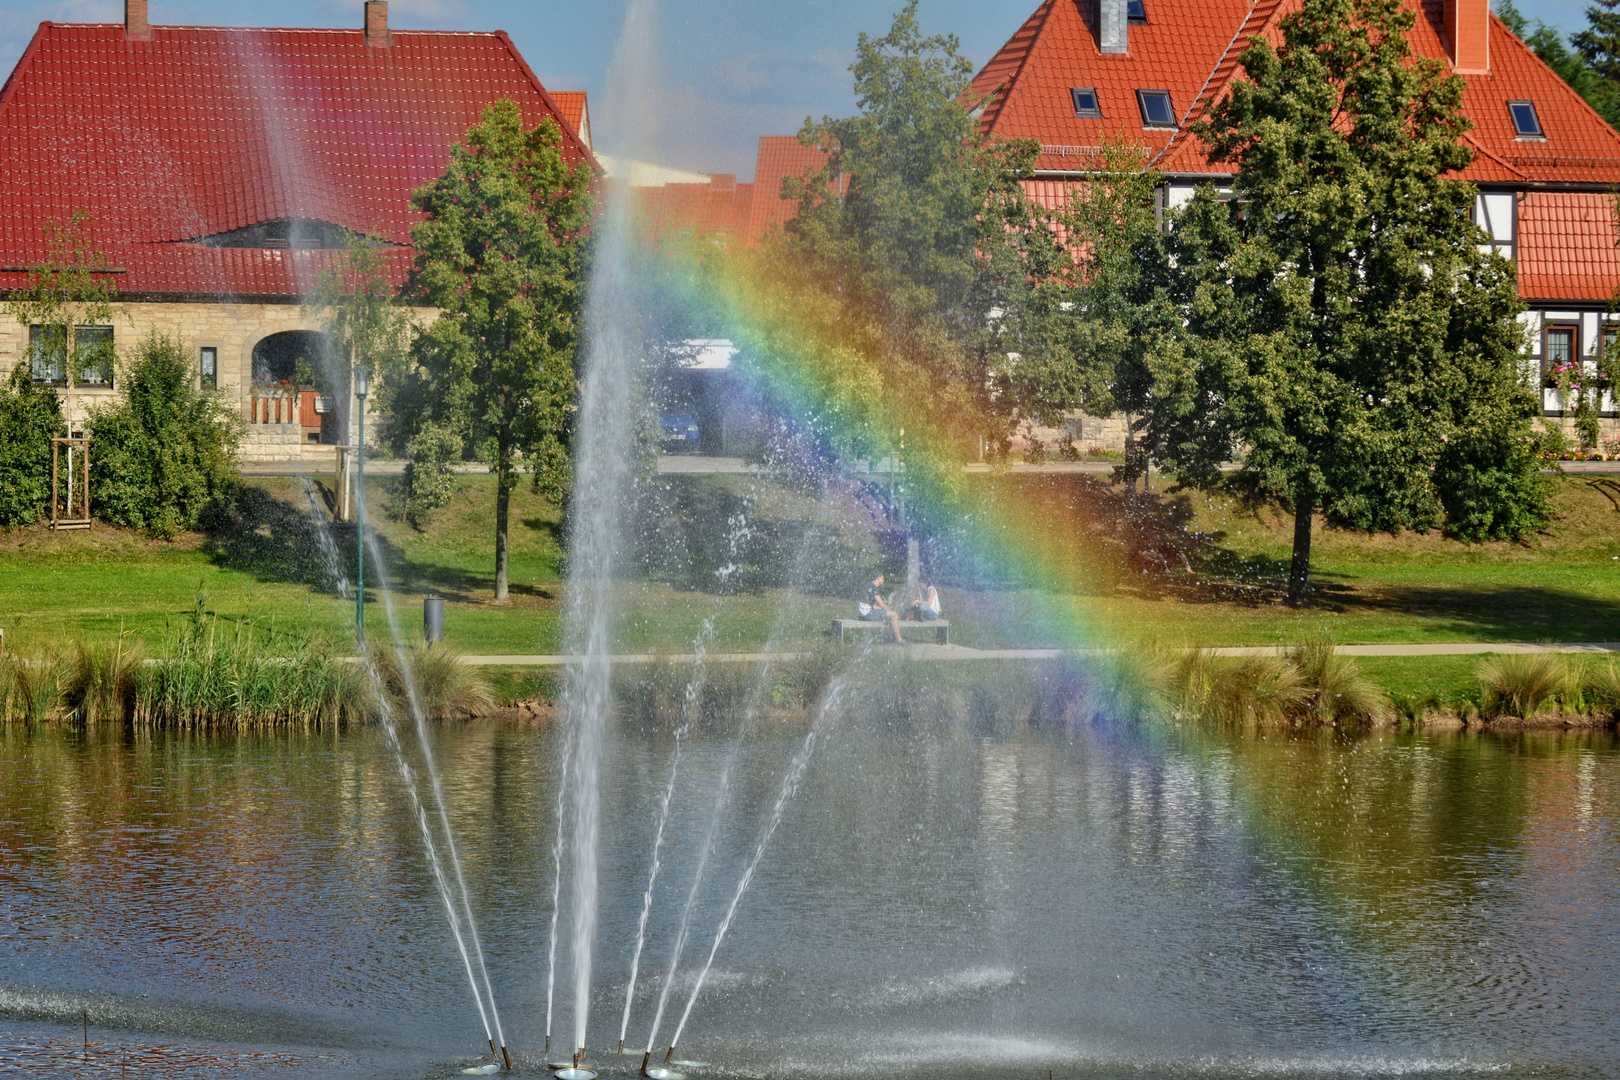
[2,470,1618,702]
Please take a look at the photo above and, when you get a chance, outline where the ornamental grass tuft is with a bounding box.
[1477,653,1571,719]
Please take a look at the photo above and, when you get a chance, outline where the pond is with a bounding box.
[0,717,1615,1078]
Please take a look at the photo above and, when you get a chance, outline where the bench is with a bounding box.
[832,618,949,645]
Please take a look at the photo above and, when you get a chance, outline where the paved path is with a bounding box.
[460,642,1620,665]
[243,455,1620,477]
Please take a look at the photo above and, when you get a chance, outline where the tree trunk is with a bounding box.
[494,449,511,602]
[1287,488,1313,605]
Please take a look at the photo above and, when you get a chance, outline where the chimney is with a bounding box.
[364,1,390,48]
[1097,0,1128,54]
[1444,0,1489,74]
[125,0,151,42]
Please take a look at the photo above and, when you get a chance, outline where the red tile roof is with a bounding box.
[745,135,833,246]
[976,0,1620,301]
[551,90,590,149]
[974,0,1620,185]
[1517,192,1620,301]
[0,21,595,298]
[635,178,756,247]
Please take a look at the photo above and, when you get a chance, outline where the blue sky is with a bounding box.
[0,0,1596,178]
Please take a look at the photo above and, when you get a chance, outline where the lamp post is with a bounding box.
[353,365,371,645]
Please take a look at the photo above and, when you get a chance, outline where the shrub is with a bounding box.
[1477,652,1570,718]
[369,644,495,719]
[401,421,462,526]
[0,364,64,526]
[1289,639,1391,726]
[89,333,240,538]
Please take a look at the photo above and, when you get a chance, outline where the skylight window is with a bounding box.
[1137,89,1176,128]
[1508,101,1544,139]
[1127,0,1147,21]
[1071,87,1102,117]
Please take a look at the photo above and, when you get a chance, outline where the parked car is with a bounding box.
[660,413,701,451]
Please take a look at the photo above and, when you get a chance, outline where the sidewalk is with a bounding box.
[458,641,1620,665]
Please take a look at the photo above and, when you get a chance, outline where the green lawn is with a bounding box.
[2,471,1618,706]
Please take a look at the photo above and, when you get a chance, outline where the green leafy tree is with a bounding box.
[767,1,1057,464]
[1147,0,1547,603]
[4,210,116,430]
[1012,140,1164,482]
[0,365,64,526]
[89,333,241,538]
[383,100,592,599]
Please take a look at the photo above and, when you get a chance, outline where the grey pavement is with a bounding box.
[457,641,1620,665]
[241,455,1620,477]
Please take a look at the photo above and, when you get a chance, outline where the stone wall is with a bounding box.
[0,298,430,462]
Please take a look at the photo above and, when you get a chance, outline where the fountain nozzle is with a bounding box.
[545,1034,551,1053]
[640,1051,652,1076]
[489,1038,497,1060]
[664,1046,675,1065]
[574,1047,586,1068]
[501,1044,512,1072]
[618,1039,625,1055]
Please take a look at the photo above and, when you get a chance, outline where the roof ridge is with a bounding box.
[37,23,505,35]
[494,29,599,173]
[1154,0,1288,171]
[0,22,51,115]
[972,0,1059,134]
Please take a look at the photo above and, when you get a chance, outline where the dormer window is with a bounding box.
[1127,0,1147,21]
[1508,101,1544,139]
[1071,88,1102,117]
[1137,89,1176,128]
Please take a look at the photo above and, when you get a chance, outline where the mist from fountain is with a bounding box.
[545,726,575,1052]
[362,528,506,1059]
[665,676,848,1054]
[616,612,719,1053]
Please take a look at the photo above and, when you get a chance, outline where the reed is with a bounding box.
[1477,653,1571,719]
[1169,642,1389,728]
[133,619,366,729]
[0,649,65,723]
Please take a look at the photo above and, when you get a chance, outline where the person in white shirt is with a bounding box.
[906,581,940,622]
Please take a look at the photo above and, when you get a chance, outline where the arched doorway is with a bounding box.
[249,330,343,443]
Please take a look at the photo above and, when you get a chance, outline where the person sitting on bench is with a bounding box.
[905,580,940,622]
[858,573,905,644]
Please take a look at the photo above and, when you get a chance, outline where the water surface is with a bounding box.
[0,719,1615,1078]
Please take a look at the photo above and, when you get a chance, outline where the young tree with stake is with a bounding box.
[387,100,593,600]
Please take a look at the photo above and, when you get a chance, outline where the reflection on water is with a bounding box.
[0,720,1615,1078]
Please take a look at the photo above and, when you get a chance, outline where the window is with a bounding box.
[28,325,65,385]
[263,219,291,248]
[1137,89,1176,128]
[75,326,113,388]
[1508,101,1544,139]
[28,325,112,387]
[1545,323,1578,388]
[1071,87,1102,117]
[200,346,218,388]
[1127,0,1147,20]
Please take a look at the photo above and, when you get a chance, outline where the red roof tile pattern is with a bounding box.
[0,22,595,297]
[1517,192,1620,301]
[975,0,1620,187]
[635,177,756,247]
[745,135,834,246]
[551,90,589,148]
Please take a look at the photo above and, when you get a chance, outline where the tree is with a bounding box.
[306,231,416,513]
[1012,140,1165,484]
[5,210,116,431]
[0,365,63,526]
[89,333,241,538]
[731,0,1054,531]
[386,99,593,599]
[1572,0,1620,84]
[1146,0,1548,603]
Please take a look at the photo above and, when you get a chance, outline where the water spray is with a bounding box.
[667,678,846,1051]
[365,529,509,1063]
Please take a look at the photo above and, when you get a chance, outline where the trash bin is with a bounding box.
[424,596,445,646]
